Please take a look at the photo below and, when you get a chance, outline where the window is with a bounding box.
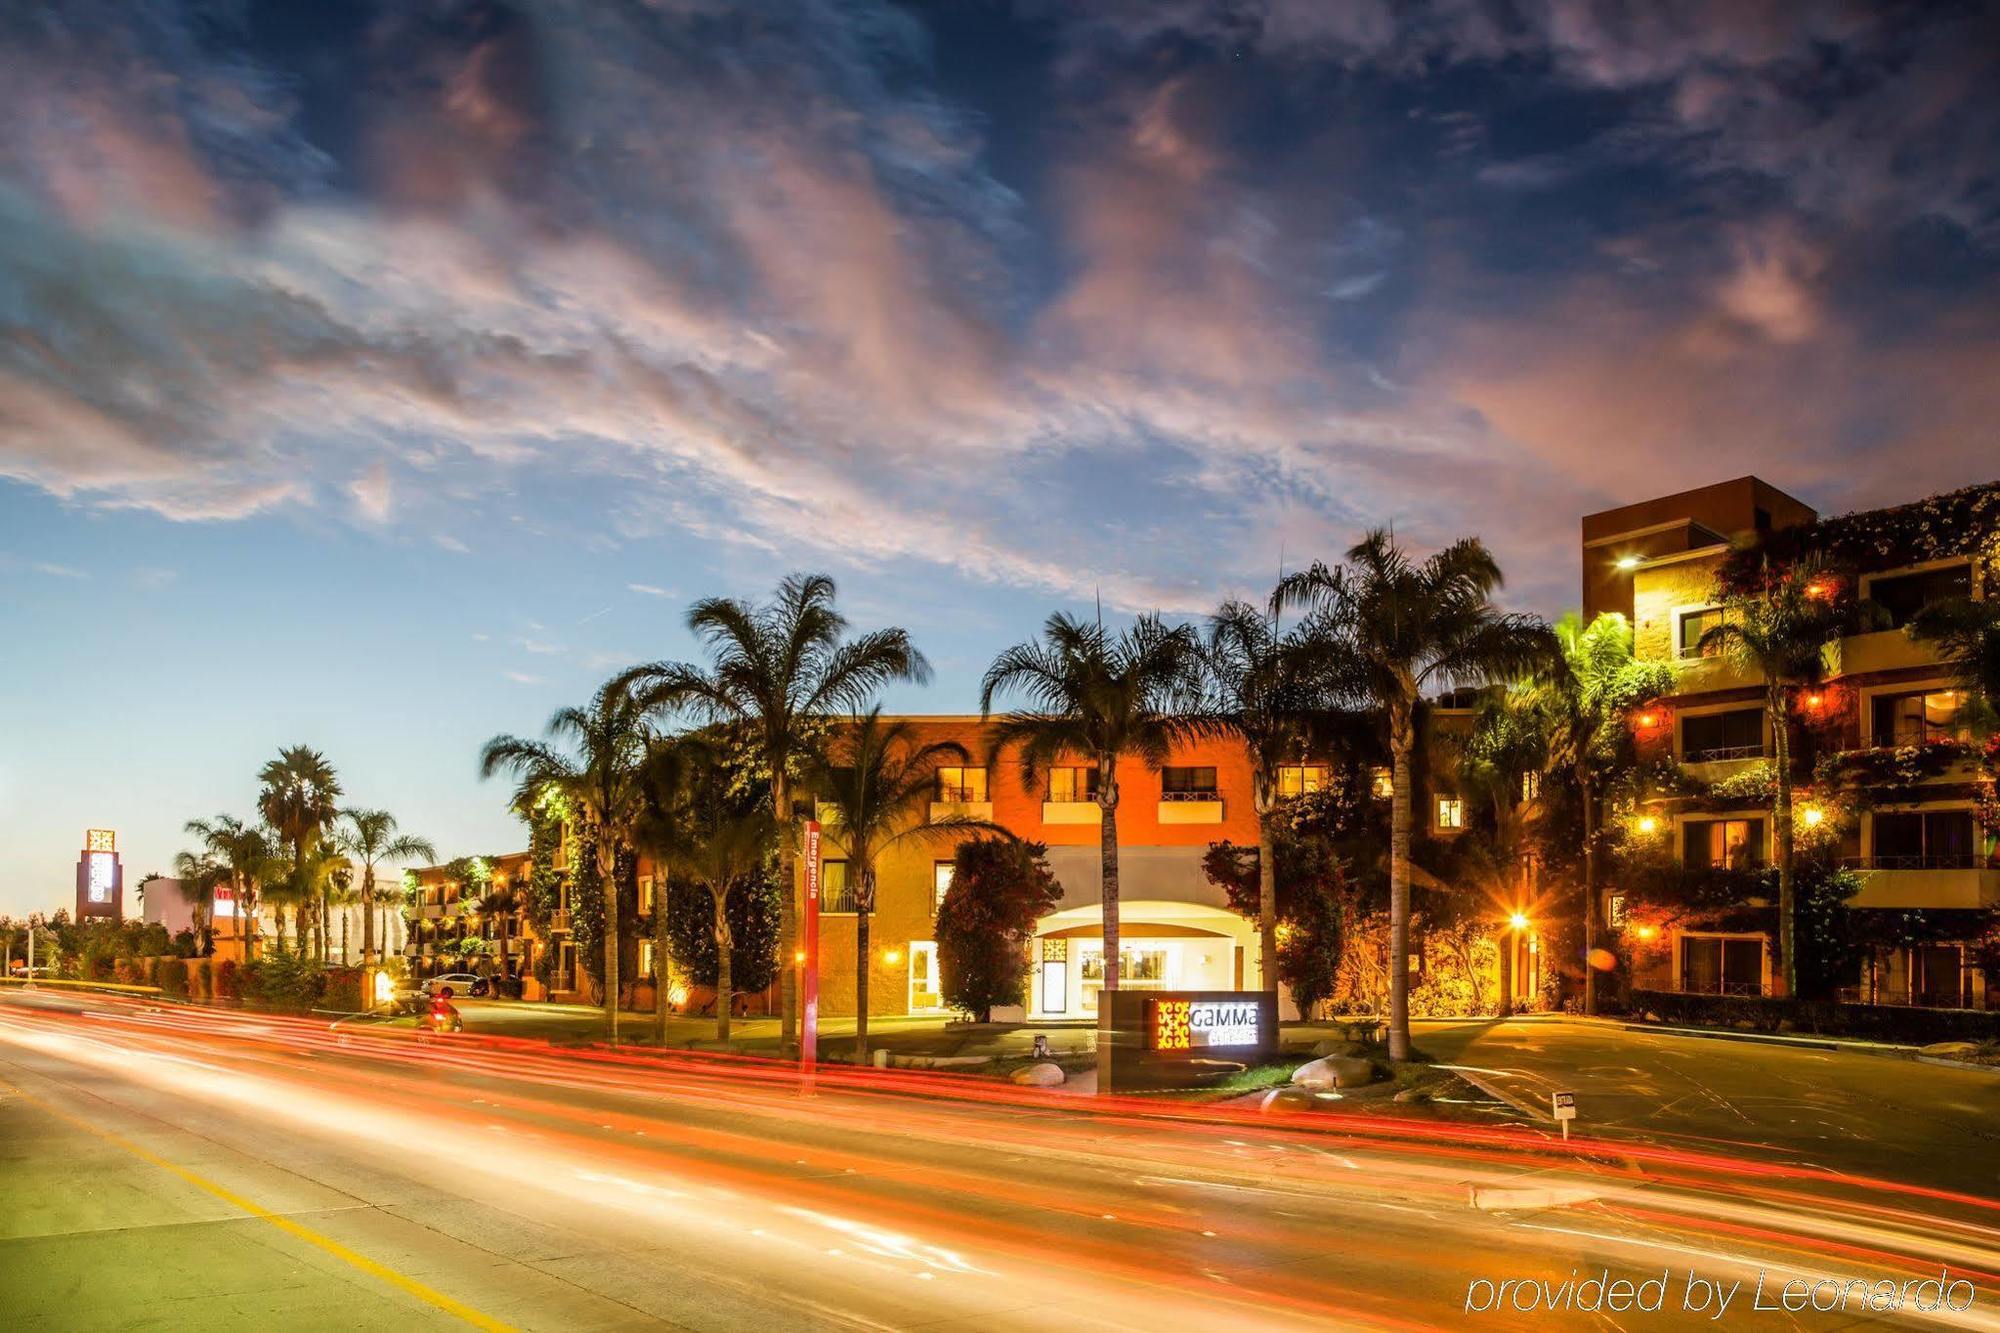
[820,859,856,914]
[935,766,988,803]
[1371,767,1393,799]
[1521,770,1542,802]
[1911,945,1964,1008]
[1047,766,1099,802]
[1682,818,1765,870]
[1680,936,1764,995]
[637,875,656,913]
[1162,766,1219,800]
[1867,564,1971,629]
[1681,708,1763,762]
[1871,689,1969,747]
[1678,607,1727,658]
[1276,764,1329,799]
[933,861,954,913]
[1870,810,1978,869]
[1436,797,1465,830]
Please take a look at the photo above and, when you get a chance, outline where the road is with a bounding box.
[4,990,2000,1331]
[1414,1017,2000,1199]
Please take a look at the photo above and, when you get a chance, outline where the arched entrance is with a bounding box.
[1029,901,1258,1019]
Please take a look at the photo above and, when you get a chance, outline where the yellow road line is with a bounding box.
[0,1077,515,1332]
[1,977,162,994]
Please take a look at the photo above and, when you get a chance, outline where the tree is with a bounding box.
[184,815,278,958]
[334,810,436,966]
[1277,532,1555,1060]
[804,708,995,1060]
[647,803,774,1044]
[257,747,342,959]
[935,839,1062,1021]
[1699,560,1845,997]
[618,573,928,1052]
[481,679,652,1043]
[982,613,1203,1006]
[1528,612,1673,1013]
[169,851,225,956]
[1910,595,2000,734]
[1198,599,1329,1001]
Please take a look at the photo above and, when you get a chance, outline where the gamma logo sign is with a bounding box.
[1148,997,1262,1052]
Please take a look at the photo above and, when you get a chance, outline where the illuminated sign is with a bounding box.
[1148,997,1263,1052]
[87,828,116,852]
[86,851,115,904]
[213,886,237,918]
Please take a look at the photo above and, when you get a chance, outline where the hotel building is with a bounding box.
[1587,477,1998,1008]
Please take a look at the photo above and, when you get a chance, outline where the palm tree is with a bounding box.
[1910,596,2000,734]
[805,707,999,1060]
[645,802,774,1044]
[1532,613,1674,1013]
[475,887,522,989]
[170,850,226,955]
[1277,532,1554,1060]
[1198,599,1329,1000]
[481,678,652,1043]
[1699,560,1845,997]
[617,573,929,1051]
[982,612,1204,1007]
[334,810,437,966]
[184,815,278,957]
[257,747,342,958]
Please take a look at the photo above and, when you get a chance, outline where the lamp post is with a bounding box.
[800,820,821,1092]
[24,918,37,991]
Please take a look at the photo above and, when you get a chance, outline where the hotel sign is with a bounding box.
[1148,997,1264,1053]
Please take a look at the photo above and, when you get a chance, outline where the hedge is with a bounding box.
[156,958,189,999]
[1629,990,2000,1044]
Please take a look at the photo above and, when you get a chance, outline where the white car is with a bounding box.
[423,972,490,998]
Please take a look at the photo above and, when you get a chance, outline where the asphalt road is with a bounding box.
[1413,1017,2000,1199]
[5,990,2000,1331]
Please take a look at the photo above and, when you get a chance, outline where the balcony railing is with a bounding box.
[1842,853,1987,871]
[1872,726,1973,749]
[1683,744,1765,763]
[936,785,985,804]
[1161,789,1222,802]
[549,909,572,933]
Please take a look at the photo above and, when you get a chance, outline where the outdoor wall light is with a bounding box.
[1508,912,1529,931]
[1638,815,1659,834]
[1636,925,1659,941]
[1802,806,1825,828]
[882,948,903,965]
[1615,555,1642,570]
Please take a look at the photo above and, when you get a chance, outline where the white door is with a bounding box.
[909,941,943,1012]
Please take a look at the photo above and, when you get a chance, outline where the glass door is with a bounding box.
[909,941,943,1012]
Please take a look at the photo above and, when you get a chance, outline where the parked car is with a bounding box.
[423,972,490,998]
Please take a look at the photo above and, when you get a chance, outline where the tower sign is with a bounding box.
[76,828,124,920]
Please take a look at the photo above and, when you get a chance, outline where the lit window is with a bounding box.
[1277,764,1329,799]
[1871,689,1969,748]
[820,860,856,914]
[1436,797,1465,830]
[935,766,988,803]
[1678,607,1727,659]
[637,875,655,913]
[1682,818,1765,870]
[1048,766,1099,803]
[933,861,954,913]
[1371,767,1393,799]
[1521,771,1541,802]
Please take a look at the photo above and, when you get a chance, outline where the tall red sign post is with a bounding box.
[800,820,821,1082]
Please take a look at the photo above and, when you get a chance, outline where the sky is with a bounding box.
[3,0,1999,916]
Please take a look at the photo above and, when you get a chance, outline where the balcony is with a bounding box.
[1827,628,1938,678]
[929,800,994,824]
[548,909,572,934]
[1043,800,1101,825]
[1843,859,2000,910]
[1157,792,1224,824]
[1669,651,1762,693]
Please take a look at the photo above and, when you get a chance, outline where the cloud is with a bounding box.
[501,670,543,686]
[517,638,565,656]
[133,566,178,588]
[33,562,88,579]
[349,462,393,523]
[433,535,471,554]
[626,583,672,597]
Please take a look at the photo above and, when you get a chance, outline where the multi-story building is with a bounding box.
[1587,476,1998,1009]
[404,851,545,990]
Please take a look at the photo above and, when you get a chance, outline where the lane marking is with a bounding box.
[0,1077,515,1332]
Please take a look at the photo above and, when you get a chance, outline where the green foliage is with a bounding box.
[524,810,564,934]
[214,958,241,1001]
[320,966,367,1013]
[571,846,605,991]
[1720,479,2000,593]
[157,957,189,998]
[935,840,1062,1020]
[665,874,781,992]
[239,947,328,1012]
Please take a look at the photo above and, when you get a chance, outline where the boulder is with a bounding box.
[1010,1061,1066,1087]
[1312,1038,1367,1058]
[1393,1087,1429,1104]
[1921,1041,1980,1060]
[1292,1055,1376,1090]
[1257,1086,1320,1114]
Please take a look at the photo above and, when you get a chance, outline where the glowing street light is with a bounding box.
[1508,912,1529,931]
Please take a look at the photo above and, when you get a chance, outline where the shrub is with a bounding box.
[666,874,781,993]
[213,958,240,1001]
[114,957,141,986]
[239,948,327,1013]
[320,966,367,1013]
[187,958,211,1002]
[157,958,189,999]
[936,839,1062,1021]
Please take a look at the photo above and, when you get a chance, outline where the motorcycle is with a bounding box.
[419,985,464,1035]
